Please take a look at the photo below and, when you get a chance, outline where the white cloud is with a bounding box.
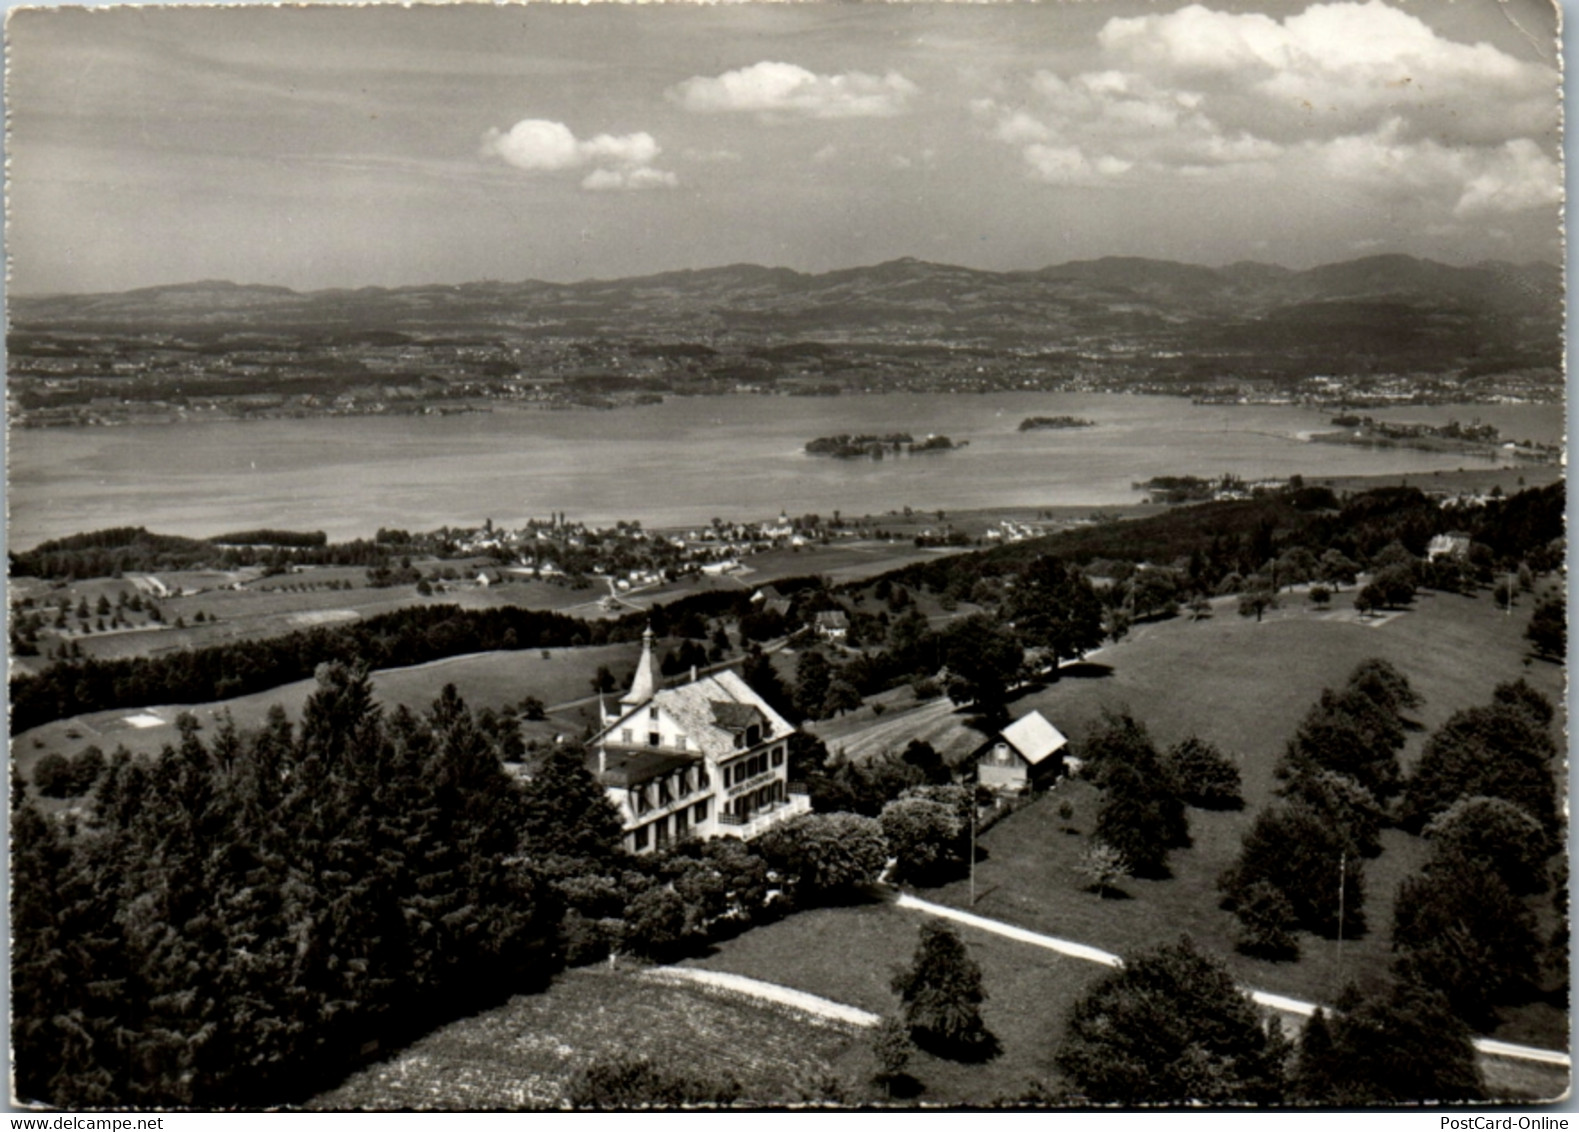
[682,147,743,164]
[1023,144,1132,186]
[579,132,660,169]
[582,166,679,192]
[1096,1,1556,146]
[480,118,675,190]
[480,119,584,171]
[1453,139,1563,218]
[992,110,1051,145]
[669,61,918,119]
[975,0,1557,221]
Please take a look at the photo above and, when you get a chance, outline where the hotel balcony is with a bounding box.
[714,793,812,840]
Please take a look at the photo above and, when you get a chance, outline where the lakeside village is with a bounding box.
[218,468,1495,597]
[17,472,1522,617]
[370,505,1035,593]
[11,329,1561,430]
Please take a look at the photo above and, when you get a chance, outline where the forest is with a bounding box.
[9,526,442,580]
[12,666,902,1108]
[879,481,1564,600]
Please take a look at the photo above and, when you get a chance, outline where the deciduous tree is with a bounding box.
[793,649,833,720]
[1392,856,1542,1028]
[1219,803,1365,939]
[757,812,887,903]
[1423,795,1553,896]
[1075,841,1131,899]
[1085,712,1188,878]
[1005,556,1104,663]
[1055,936,1289,1104]
[1291,985,1482,1104]
[1526,591,1565,660]
[1164,736,1243,810]
[880,787,970,886]
[1400,700,1558,835]
[941,614,1022,719]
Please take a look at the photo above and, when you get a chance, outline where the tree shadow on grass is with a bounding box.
[915,1027,1002,1064]
[879,1073,925,1100]
[961,708,1009,733]
[1057,662,1113,680]
[1085,885,1134,902]
[831,883,898,908]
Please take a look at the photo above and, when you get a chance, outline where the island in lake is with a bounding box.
[1313,416,1560,464]
[805,433,962,459]
[1019,415,1096,431]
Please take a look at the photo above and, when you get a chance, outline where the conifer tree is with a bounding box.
[519,741,625,861]
[891,921,990,1057]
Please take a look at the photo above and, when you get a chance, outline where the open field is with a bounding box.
[12,641,651,783]
[809,691,991,766]
[680,897,1111,1103]
[586,540,989,612]
[310,965,866,1109]
[737,540,974,586]
[916,582,1566,1050]
[10,564,609,673]
[1316,462,1561,499]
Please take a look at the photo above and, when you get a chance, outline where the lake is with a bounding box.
[6,394,1562,547]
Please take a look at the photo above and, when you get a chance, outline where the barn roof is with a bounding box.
[999,711,1068,766]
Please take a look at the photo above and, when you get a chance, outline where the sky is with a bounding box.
[4,0,1564,295]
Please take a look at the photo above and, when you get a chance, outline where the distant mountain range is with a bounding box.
[11,254,1562,371]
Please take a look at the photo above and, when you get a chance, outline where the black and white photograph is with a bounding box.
[4,0,1568,1112]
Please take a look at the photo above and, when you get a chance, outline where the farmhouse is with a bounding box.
[814,610,850,641]
[974,710,1068,792]
[591,627,810,853]
[1427,531,1473,561]
[753,586,793,619]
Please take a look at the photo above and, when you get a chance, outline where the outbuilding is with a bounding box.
[975,710,1067,791]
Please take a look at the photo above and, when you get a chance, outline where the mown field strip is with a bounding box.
[643,967,881,1028]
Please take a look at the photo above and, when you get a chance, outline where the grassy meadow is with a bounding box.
[311,965,867,1110]
[12,640,650,784]
[10,565,609,674]
[679,897,1110,1104]
[921,582,1566,1049]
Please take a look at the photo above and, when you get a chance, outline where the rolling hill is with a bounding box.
[11,253,1562,375]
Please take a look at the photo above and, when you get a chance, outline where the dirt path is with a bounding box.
[896,893,1571,1070]
[643,966,880,1029]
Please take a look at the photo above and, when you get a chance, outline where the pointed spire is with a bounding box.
[620,624,657,707]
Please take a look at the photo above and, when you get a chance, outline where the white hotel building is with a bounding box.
[591,628,811,854]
